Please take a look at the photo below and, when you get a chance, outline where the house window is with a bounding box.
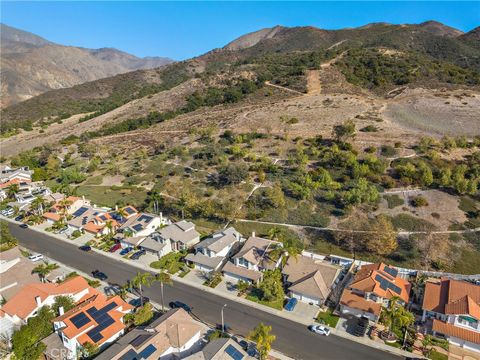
[238,258,249,268]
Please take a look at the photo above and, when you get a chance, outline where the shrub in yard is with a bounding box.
[411,196,428,207]
[71,230,82,239]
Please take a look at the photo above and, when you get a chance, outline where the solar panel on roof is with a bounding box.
[132,224,143,231]
[70,312,90,329]
[138,214,153,223]
[72,206,88,217]
[383,266,398,278]
[130,334,152,348]
[138,344,157,359]
[225,344,244,360]
[87,330,103,343]
[125,207,136,215]
[389,283,402,295]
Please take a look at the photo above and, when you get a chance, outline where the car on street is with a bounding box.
[130,249,146,260]
[79,245,91,252]
[284,297,298,311]
[130,297,150,307]
[109,243,121,253]
[120,247,133,256]
[169,301,191,312]
[28,253,44,262]
[92,270,108,280]
[308,324,331,336]
[19,223,29,229]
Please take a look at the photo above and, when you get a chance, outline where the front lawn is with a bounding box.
[150,252,185,274]
[246,289,284,310]
[316,308,340,328]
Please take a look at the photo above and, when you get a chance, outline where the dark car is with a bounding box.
[92,270,108,281]
[19,223,29,229]
[129,297,150,307]
[120,247,133,256]
[130,249,146,260]
[14,215,24,221]
[169,301,191,312]
[238,340,249,351]
[284,297,298,312]
[109,243,121,253]
[79,245,92,252]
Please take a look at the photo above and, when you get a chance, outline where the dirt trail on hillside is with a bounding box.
[306,70,321,95]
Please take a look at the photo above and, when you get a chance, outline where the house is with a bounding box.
[222,233,282,284]
[184,337,253,360]
[157,220,200,252]
[119,212,167,237]
[116,234,147,249]
[422,278,480,353]
[0,247,40,301]
[83,212,120,237]
[185,227,243,272]
[96,308,206,360]
[140,232,173,258]
[0,166,33,184]
[66,206,107,233]
[52,293,133,359]
[339,263,410,322]
[0,276,93,341]
[43,196,91,224]
[282,255,340,306]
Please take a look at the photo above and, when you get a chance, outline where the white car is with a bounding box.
[309,325,331,336]
[28,254,44,262]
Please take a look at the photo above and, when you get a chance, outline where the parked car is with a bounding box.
[109,243,121,253]
[120,247,133,256]
[28,254,44,262]
[92,270,108,280]
[353,316,369,337]
[169,301,191,312]
[130,249,146,260]
[284,297,298,312]
[2,209,14,217]
[308,325,330,336]
[19,223,29,229]
[129,297,150,308]
[79,245,91,252]
[58,227,69,234]
[14,215,24,221]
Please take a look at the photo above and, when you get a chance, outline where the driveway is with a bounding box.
[290,301,320,323]
[183,269,208,285]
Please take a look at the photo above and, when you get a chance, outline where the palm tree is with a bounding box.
[267,227,282,241]
[30,196,46,215]
[58,198,73,222]
[6,184,19,199]
[248,323,276,360]
[149,191,163,215]
[32,262,59,283]
[156,271,172,312]
[131,272,155,307]
[381,296,415,340]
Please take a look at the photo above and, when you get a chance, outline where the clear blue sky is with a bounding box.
[1,1,479,60]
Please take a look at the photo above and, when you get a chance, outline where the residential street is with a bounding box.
[9,223,403,360]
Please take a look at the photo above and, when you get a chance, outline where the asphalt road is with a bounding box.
[9,223,402,360]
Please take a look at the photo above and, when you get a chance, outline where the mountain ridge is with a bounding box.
[0,23,173,107]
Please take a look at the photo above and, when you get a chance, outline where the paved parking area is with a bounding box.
[184,269,208,285]
[289,301,320,322]
[216,279,239,295]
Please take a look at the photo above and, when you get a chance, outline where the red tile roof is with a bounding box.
[423,278,480,318]
[0,179,30,188]
[340,289,382,316]
[349,263,410,303]
[2,276,90,319]
[433,319,480,345]
[57,294,133,346]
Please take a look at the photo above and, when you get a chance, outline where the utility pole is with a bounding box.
[221,304,227,333]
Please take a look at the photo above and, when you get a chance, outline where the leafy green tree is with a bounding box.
[341,178,379,206]
[218,163,249,185]
[81,342,99,359]
[6,184,19,199]
[134,303,154,326]
[0,221,18,251]
[52,295,76,316]
[365,215,398,255]
[258,270,284,302]
[332,120,355,142]
[59,167,87,185]
[248,323,276,360]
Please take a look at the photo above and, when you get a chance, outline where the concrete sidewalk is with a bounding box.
[6,217,422,359]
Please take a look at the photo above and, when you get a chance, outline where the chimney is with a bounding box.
[159,212,163,223]
[252,231,255,238]
[59,306,65,316]
[235,232,240,241]
[82,195,85,202]
[35,296,42,307]
[115,205,118,211]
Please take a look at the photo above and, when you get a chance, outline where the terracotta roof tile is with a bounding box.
[433,319,480,344]
[340,289,382,316]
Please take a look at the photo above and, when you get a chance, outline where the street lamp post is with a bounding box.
[221,304,227,333]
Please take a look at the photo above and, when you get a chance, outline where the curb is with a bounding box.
[4,217,422,359]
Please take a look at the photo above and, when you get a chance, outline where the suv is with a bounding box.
[92,270,108,280]
[109,243,121,253]
[79,245,92,252]
[169,301,191,312]
[130,249,146,260]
